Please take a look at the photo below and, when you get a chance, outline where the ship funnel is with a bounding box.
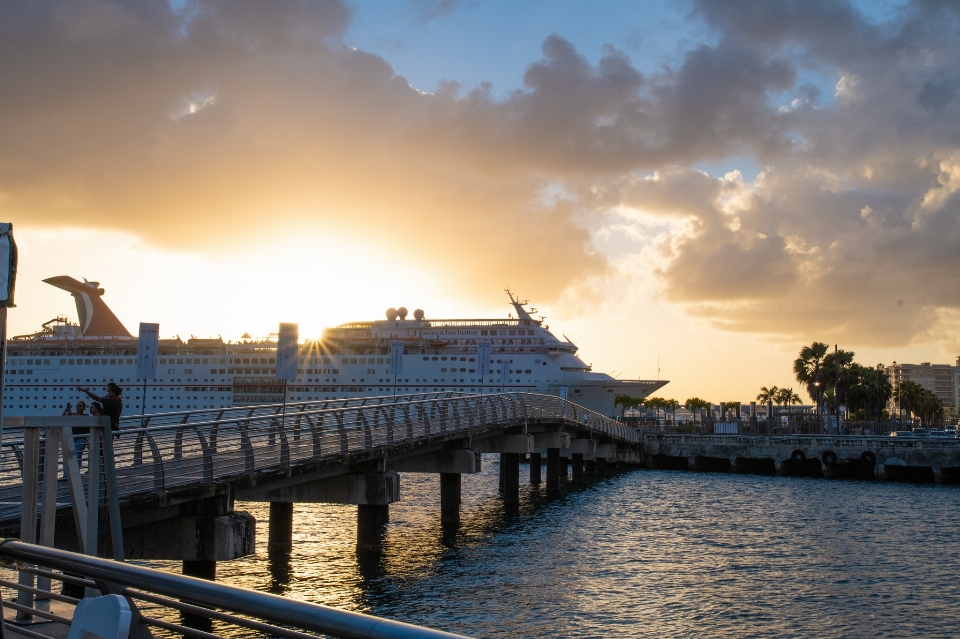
[413,309,424,320]
[386,307,398,320]
[397,307,408,320]
[43,275,131,337]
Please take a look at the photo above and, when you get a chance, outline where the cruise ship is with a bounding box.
[4,276,668,417]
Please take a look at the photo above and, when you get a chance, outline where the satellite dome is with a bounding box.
[386,308,398,320]
[414,309,424,320]
[397,307,408,320]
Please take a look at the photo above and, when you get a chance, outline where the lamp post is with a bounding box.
[814,380,821,435]
[893,360,900,430]
[876,363,885,435]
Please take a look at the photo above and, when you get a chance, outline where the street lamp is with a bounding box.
[814,380,821,434]
[876,363,885,435]
[893,360,900,430]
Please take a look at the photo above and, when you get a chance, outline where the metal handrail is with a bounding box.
[0,540,471,639]
[0,393,636,524]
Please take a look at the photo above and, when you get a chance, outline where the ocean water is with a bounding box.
[167,457,960,638]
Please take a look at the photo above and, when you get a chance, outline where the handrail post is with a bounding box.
[17,424,39,619]
[100,419,125,561]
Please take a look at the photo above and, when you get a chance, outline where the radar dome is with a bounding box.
[397,307,408,320]
[413,309,424,320]
[386,308,398,320]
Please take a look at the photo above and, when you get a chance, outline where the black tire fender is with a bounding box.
[860,450,876,467]
[791,449,806,463]
[822,450,838,465]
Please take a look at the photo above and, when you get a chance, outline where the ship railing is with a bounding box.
[0,539,472,639]
[0,393,634,524]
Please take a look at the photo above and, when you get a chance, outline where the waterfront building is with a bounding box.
[888,360,959,420]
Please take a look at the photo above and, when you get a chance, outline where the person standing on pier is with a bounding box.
[76,382,123,432]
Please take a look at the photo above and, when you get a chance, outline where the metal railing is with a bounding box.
[0,393,634,526]
[0,540,472,639]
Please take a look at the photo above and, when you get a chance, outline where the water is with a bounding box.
[164,457,960,637]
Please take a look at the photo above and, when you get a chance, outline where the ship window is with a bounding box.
[269,358,276,364]
[110,359,116,365]
[93,359,99,365]
[350,358,357,364]
[243,358,249,364]
[441,368,447,372]
[460,368,466,372]
[469,369,475,373]
[423,357,428,361]
[68,359,74,365]
[202,359,209,364]
[459,357,466,361]
[469,358,475,362]
[377,358,384,364]
[177,359,183,364]
[480,330,487,335]
[509,330,516,335]
[525,370,531,374]
[543,362,547,365]
[441,357,447,361]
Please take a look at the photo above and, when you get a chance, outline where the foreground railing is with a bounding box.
[0,393,635,524]
[0,540,471,639]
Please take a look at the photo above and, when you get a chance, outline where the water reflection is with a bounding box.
[143,456,960,638]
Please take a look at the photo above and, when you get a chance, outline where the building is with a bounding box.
[888,359,959,420]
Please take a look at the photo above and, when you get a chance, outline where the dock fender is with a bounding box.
[821,450,837,465]
[790,449,806,463]
[860,450,876,467]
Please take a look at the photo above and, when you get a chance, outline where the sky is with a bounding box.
[3,0,960,403]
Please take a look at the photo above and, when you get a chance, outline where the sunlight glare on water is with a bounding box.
[150,457,960,638]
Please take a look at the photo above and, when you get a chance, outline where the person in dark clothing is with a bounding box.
[76,383,123,431]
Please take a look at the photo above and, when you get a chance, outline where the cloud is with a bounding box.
[409,0,470,24]
[2,0,960,351]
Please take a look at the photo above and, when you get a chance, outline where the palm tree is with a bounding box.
[685,397,710,423]
[775,387,801,408]
[794,342,829,402]
[614,394,634,420]
[756,386,779,404]
[646,397,665,424]
[664,399,680,424]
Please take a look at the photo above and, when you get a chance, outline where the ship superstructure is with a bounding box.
[5,279,667,417]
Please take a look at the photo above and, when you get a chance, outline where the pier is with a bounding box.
[0,392,641,574]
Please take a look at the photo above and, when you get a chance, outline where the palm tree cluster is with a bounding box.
[756,385,802,408]
[793,342,893,421]
[893,380,944,427]
[616,395,685,423]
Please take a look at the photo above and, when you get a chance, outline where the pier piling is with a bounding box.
[440,473,461,525]
[546,448,560,490]
[529,452,542,484]
[501,453,520,502]
[572,453,584,480]
[267,502,294,552]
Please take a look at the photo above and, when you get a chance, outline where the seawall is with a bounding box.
[641,433,960,483]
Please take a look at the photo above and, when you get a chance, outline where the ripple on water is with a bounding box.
[146,458,960,638]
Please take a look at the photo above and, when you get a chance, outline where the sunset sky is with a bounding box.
[4,0,960,402]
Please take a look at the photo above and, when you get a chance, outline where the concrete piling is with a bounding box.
[572,453,584,480]
[440,473,461,525]
[529,452,542,484]
[183,560,216,581]
[546,448,560,490]
[501,453,520,502]
[267,502,294,552]
[357,504,385,553]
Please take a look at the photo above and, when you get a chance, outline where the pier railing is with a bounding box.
[0,539,472,639]
[0,393,633,525]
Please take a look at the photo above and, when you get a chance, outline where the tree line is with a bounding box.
[792,341,943,425]
[616,341,947,428]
